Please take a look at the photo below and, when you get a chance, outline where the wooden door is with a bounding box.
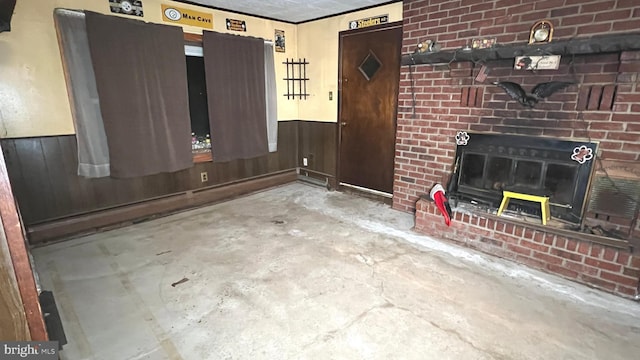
[338,22,402,194]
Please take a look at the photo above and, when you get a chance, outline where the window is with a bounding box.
[185,44,212,157]
[184,39,212,163]
[183,33,278,162]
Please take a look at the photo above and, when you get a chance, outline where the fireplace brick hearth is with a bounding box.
[395,0,640,298]
[416,199,640,298]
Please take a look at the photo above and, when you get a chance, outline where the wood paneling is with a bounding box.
[28,170,297,244]
[298,121,337,176]
[1,120,341,243]
[2,121,298,226]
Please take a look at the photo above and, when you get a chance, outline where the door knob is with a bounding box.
[341,122,347,127]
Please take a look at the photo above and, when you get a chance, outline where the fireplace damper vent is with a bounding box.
[448,133,597,223]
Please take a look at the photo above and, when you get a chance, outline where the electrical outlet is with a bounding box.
[200,172,208,182]
[303,157,308,166]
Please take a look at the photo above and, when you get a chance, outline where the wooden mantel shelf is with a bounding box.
[401,33,640,66]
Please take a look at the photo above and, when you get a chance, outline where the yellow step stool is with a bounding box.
[497,191,550,225]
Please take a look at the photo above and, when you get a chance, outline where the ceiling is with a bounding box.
[174,0,397,24]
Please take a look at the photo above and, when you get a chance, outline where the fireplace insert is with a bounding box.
[448,133,598,223]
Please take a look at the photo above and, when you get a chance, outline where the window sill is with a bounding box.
[193,150,212,163]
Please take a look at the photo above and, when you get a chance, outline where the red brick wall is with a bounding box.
[395,0,640,297]
[395,0,640,213]
[401,0,640,53]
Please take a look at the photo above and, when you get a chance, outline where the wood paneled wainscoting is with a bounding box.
[1,121,339,244]
[297,121,338,188]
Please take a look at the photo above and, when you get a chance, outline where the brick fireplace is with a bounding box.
[394,0,640,298]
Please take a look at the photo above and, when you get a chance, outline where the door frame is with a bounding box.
[0,144,48,340]
[337,21,403,196]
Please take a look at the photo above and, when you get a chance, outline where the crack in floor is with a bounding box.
[388,301,509,360]
[301,301,394,350]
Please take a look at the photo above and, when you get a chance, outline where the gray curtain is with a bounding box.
[85,11,193,178]
[203,31,268,162]
[264,43,278,152]
[54,9,110,178]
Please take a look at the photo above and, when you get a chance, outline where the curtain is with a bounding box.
[264,43,278,152]
[54,9,110,178]
[0,0,16,32]
[85,11,192,178]
[203,31,268,162]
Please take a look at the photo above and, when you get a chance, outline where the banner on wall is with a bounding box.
[348,14,388,30]
[161,4,213,29]
[109,0,143,17]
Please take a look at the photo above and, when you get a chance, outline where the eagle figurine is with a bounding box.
[493,81,573,108]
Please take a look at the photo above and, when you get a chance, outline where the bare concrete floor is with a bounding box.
[32,182,640,360]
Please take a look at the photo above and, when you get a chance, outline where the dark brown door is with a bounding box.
[338,22,402,194]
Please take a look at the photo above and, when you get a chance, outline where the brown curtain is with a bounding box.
[203,31,268,162]
[85,11,192,178]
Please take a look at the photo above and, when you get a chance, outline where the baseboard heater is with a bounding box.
[27,170,297,244]
[298,168,336,189]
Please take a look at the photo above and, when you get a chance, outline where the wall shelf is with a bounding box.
[401,33,640,66]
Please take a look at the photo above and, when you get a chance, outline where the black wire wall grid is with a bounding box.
[283,58,309,99]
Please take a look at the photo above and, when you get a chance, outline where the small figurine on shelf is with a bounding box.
[416,39,441,53]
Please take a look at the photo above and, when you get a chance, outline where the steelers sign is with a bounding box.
[348,15,388,30]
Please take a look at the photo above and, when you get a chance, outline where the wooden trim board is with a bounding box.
[0,146,48,340]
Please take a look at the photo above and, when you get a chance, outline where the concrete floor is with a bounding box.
[32,182,640,360]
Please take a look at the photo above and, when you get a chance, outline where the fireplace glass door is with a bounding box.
[450,133,597,223]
